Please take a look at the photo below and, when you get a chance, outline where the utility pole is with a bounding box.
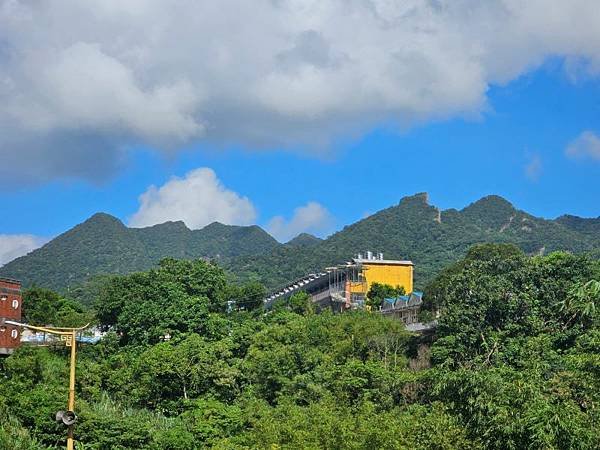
[4,319,89,450]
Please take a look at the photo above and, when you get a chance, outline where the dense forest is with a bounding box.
[0,214,279,293]
[3,194,600,295]
[1,244,599,449]
[230,194,600,290]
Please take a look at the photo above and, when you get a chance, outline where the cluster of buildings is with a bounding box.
[265,252,423,325]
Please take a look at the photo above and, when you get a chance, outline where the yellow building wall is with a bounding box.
[362,263,413,294]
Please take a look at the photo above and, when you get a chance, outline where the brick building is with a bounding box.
[0,277,22,355]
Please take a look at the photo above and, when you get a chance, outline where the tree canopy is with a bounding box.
[2,246,600,449]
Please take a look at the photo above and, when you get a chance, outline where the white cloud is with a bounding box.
[566,131,600,161]
[130,167,336,239]
[1,1,600,182]
[267,202,334,242]
[524,153,542,181]
[30,43,202,143]
[0,234,48,266]
[128,168,257,229]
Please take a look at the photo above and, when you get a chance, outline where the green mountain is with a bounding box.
[556,214,600,244]
[286,233,323,247]
[0,213,279,292]
[228,193,600,289]
[1,193,599,292]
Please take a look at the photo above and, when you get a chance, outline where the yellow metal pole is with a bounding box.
[67,329,77,450]
[5,321,88,450]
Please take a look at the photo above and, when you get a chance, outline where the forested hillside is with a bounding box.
[2,247,599,449]
[0,213,279,292]
[285,233,323,248]
[230,193,600,289]
[2,193,600,292]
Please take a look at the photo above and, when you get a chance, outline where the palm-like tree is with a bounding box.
[560,280,600,329]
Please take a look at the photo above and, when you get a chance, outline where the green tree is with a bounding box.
[96,258,227,345]
[22,287,91,327]
[129,334,239,411]
[5,248,600,450]
[561,280,600,329]
[366,283,406,309]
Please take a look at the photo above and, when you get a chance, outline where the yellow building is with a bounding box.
[265,251,415,311]
[347,252,414,301]
[360,257,413,293]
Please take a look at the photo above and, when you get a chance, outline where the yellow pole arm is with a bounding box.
[4,320,71,336]
[3,320,90,335]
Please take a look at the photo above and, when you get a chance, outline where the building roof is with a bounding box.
[352,258,413,266]
[264,271,331,307]
[0,277,21,285]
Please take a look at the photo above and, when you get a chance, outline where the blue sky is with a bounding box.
[2,62,598,239]
[1,1,600,264]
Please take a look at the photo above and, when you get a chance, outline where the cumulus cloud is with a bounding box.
[0,234,48,266]
[129,168,257,229]
[2,1,600,182]
[566,131,600,161]
[267,202,334,242]
[129,167,335,239]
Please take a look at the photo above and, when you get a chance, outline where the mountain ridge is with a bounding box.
[227,193,600,289]
[1,193,599,292]
[0,214,279,291]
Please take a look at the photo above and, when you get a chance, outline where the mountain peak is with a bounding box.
[142,220,189,232]
[399,192,430,206]
[287,233,322,247]
[202,221,238,232]
[460,195,519,231]
[463,195,515,212]
[392,192,440,223]
[82,212,125,228]
[87,211,121,221]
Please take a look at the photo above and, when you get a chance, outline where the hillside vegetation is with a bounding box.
[2,193,600,292]
[230,193,600,289]
[0,214,279,292]
[1,247,600,449]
